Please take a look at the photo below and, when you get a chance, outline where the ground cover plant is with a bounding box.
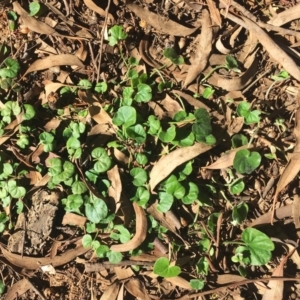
[1,0,300,299]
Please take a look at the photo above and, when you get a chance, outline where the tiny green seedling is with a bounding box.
[153,257,181,278]
[201,55,241,83]
[266,70,290,100]
[236,102,261,125]
[107,25,128,46]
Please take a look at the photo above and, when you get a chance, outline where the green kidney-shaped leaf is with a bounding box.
[232,202,248,226]
[159,125,176,143]
[130,167,148,186]
[236,102,250,118]
[107,250,123,263]
[72,180,87,194]
[157,192,174,212]
[126,124,146,144]
[112,106,136,128]
[134,83,152,103]
[231,134,248,148]
[242,228,274,266]
[48,158,63,176]
[190,279,205,290]
[153,257,181,278]
[82,234,93,248]
[24,104,36,120]
[0,58,20,78]
[7,180,26,198]
[230,179,245,195]
[85,197,108,223]
[233,149,261,174]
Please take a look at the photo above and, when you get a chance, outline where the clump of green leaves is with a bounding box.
[107,25,128,46]
[163,48,184,65]
[0,58,20,91]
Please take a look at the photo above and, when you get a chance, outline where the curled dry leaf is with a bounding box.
[203,145,251,170]
[127,3,198,36]
[25,54,84,76]
[184,9,213,87]
[241,16,300,82]
[110,202,147,252]
[268,3,300,26]
[150,143,213,191]
[0,242,90,269]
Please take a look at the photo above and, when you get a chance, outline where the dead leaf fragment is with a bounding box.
[127,3,198,36]
[149,142,214,191]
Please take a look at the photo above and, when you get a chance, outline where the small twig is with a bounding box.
[62,0,70,17]
[96,0,111,83]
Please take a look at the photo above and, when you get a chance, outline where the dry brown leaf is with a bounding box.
[5,279,33,300]
[127,3,198,36]
[25,54,84,75]
[125,278,151,300]
[184,9,213,87]
[0,241,90,269]
[268,3,300,26]
[216,274,245,284]
[203,145,251,170]
[149,143,214,191]
[110,202,147,252]
[43,80,75,100]
[262,249,294,300]
[115,267,135,280]
[165,276,193,290]
[293,195,300,229]
[62,212,87,227]
[249,205,292,227]
[83,0,114,22]
[13,1,56,35]
[242,16,300,82]
[107,165,122,212]
[100,282,120,300]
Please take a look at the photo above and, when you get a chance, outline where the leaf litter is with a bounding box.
[2,0,300,299]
